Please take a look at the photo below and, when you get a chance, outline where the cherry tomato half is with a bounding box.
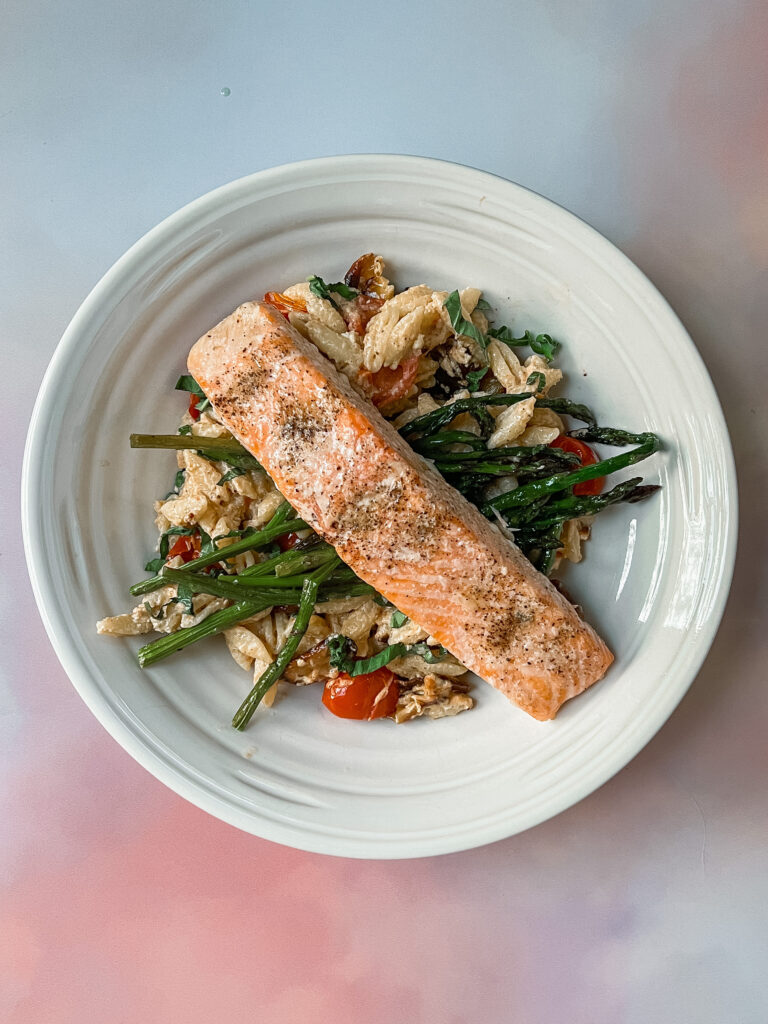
[322,668,399,721]
[264,291,309,317]
[188,393,201,420]
[548,435,604,496]
[360,354,420,410]
[167,533,201,563]
[344,293,385,335]
[276,531,303,552]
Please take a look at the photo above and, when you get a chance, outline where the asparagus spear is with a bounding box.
[412,430,488,452]
[138,597,270,667]
[506,478,659,531]
[534,397,597,427]
[130,432,261,471]
[232,560,339,729]
[428,443,577,467]
[484,433,661,514]
[567,426,655,446]
[159,566,326,601]
[400,394,531,440]
[129,503,308,596]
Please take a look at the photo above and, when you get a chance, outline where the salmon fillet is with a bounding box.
[188,302,614,720]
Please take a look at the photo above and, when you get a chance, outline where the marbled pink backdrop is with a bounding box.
[2,1,767,1021]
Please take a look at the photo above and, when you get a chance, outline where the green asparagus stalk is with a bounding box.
[129,503,307,596]
[137,598,270,667]
[232,560,339,729]
[400,394,532,440]
[130,432,261,470]
[507,478,658,531]
[534,397,597,427]
[484,433,661,514]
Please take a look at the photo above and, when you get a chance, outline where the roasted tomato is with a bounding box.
[263,291,309,317]
[344,293,385,336]
[548,435,604,496]
[276,531,303,552]
[344,253,390,297]
[322,668,399,721]
[167,533,201,563]
[359,354,420,410]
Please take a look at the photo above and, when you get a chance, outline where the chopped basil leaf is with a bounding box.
[328,281,357,300]
[390,610,408,629]
[466,367,489,393]
[526,371,547,393]
[174,376,211,412]
[214,526,259,541]
[327,634,448,676]
[197,526,216,557]
[475,297,492,310]
[175,375,206,397]
[530,333,559,361]
[174,469,186,491]
[144,557,165,573]
[174,581,194,615]
[143,601,165,620]
[487,326,560,362]
[308,275,332,301]
[157,525,215,561]
[178,424,192,435]
[372,593,391,607]
[443,291,487,349]
[159,525,196,560]
[308,275,356,309]
[217,467,246,486]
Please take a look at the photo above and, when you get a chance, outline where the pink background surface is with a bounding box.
[3,1,767,1020]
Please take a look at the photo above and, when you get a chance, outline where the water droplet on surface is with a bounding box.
[220,87,231,97]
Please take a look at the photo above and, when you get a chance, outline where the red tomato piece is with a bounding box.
[264,291,308,317]
[188,393,201,420]
[359,354,420,410]
[548,435,605,496]
[167,533,201,563]
[322,668,399,721]
[344,293,385,335]
[276,531,303,552]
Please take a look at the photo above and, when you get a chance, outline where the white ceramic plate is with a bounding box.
[22,156,736,858]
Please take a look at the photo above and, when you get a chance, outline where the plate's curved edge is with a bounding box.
[21,154,739,858]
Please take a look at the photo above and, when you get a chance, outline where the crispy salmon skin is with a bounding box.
[188,302,614,720]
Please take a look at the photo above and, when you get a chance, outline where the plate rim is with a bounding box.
[21,154,738,858]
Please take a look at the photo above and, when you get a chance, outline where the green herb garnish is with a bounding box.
[217,467,246,486]
[465,367,489,393]
[232,559,341,729]
[443,290,487,349]
[308,275,357,309]
[327,635,448,676]
[390,610,408,629]
[174,580,194,615]
[175,374,211,414]
[488,326,560,362]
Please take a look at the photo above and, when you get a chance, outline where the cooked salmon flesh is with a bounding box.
[188,302,614,720]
